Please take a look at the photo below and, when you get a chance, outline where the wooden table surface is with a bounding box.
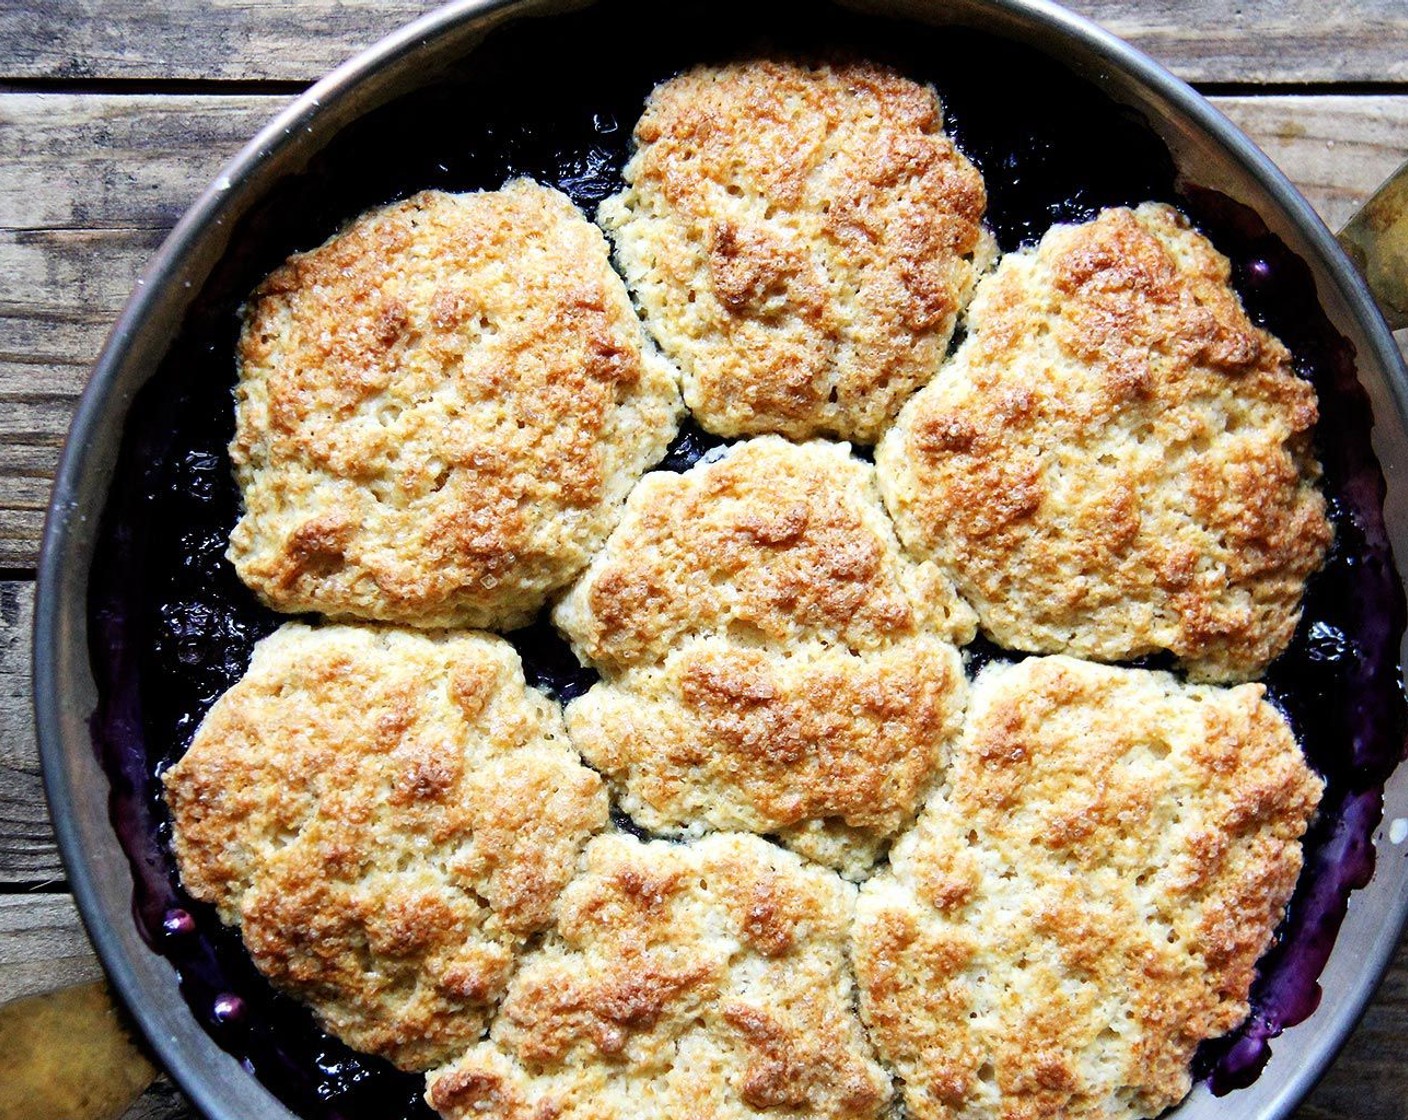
[2,2,1407,1117]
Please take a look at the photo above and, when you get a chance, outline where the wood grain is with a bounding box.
[1070,0,1408,85]
[1215,95,1408,231]
[0,91,1405,569]
[0,93,281,566]
[0,94,278,231]
[119,1079,198,1120]
[0,1,440,84]
[0,583,52,885]
[0,226,167,567]
[0,0,1406,85]
[0,894,104,1005]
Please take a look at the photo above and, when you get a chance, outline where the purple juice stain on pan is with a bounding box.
[81,2,1407,1116]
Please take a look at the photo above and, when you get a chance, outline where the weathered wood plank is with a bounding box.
[0,0,1406,85]
[0,894,104,1005]
[0,1,439,84]
[0,487,53,574]
[1070,0,1408,85]
[0,583,53,885]
[0,93,285,567]
[0,224,175,568]
[0,94,279,231]
[1215,96,1408,232]
[119,1079,195,1120]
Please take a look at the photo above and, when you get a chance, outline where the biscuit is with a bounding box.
[228,181,682,630]
[554,436,976,670]
[853,655,1323,1120]
[876,203,1331,682]
[601,58,993,444]
[162,623,608,1070]
[553,438,972,874]
[426,832,891,1120]
[566,635,966,880]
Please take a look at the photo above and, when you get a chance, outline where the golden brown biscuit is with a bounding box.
[854,655,1323,1120]
[426,832,891,1120]
[554,436,975,671]
[554,438,972,874]
[228,181,682,630]
[163,623,608,1070]
[601,58,993,444]
[565,635,966,879]
[877,203,1331,682]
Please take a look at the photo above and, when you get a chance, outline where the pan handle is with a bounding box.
[1339,158,1408,331]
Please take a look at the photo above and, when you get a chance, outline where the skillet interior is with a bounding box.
[37,2,1408,1118]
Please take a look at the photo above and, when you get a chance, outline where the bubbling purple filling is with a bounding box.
[84,2,1406,1116]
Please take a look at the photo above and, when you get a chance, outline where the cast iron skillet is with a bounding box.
[32,1,1408,1118]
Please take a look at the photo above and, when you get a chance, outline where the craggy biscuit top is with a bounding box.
[854,656,1323,1120]
[554,436,977,672]
[566,635,967,879]
[228,181,682,630]
[553,438,972,874]
[426,832,892,1120]
[877,203,1331,682]
[162,624,608,1070]
[601,58,993,444]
